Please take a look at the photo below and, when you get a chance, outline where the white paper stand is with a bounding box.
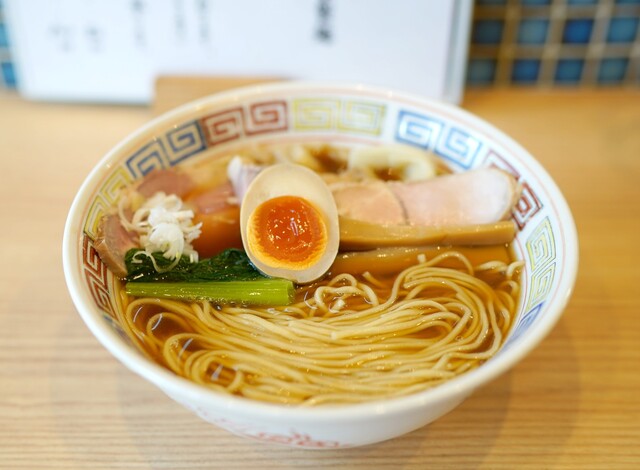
[4,0,472,104]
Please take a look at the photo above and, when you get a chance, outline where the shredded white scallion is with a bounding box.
[119,191,202,269]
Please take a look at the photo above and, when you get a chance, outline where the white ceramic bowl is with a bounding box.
[63,82,578,448]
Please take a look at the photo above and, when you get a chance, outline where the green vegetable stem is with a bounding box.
[124,248,295,305]
[125,279,295,306]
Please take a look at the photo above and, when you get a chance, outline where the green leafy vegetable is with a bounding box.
[125,279,295,306]
[124,248,294,305]
[125,248,264,283]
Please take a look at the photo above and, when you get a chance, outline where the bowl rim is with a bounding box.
[63,80,579,423]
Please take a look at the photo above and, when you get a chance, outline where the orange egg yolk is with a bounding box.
[248,195,327,270]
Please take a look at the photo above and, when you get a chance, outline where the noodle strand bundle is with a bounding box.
[115,251,523,405]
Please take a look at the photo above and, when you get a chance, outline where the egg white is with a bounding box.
[240,163,340,284]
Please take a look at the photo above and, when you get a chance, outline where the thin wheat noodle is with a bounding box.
[116,251,522,405]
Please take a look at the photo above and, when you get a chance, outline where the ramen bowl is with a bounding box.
[63,82,578,448]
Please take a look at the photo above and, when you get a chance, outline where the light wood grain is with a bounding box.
[1,84,639,469]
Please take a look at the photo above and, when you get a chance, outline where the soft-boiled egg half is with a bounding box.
[240,163,340,284]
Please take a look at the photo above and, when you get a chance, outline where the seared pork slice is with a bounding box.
[331,181,406,226]
[136,168,195,198]
[389,168,519,226]
[332,168,519,227]
[94,214,138,278]
[332,168,520,249]
[186,182,237,214]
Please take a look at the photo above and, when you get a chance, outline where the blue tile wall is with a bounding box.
[473,19,505,44]
[0,0,15,89]
[563,19,594,43]
[598,57,629,82]
[469,0,640,86]
[1,60,14,87]
[512,59,542,82]
[555,59,585,83]
[518,18,550,44]
[0,22,7,48]
[607,17,639,42]
[522,0,551,6]
[467,58,498,85]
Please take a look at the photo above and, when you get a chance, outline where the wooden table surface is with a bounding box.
[1,84,639,469]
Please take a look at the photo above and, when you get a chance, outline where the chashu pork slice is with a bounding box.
[388,168,519,226]
[94,213,138,278]
[332,168,521,249]
[331,180,406,226]
[332,168,519,227]
[136,168,195,198]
